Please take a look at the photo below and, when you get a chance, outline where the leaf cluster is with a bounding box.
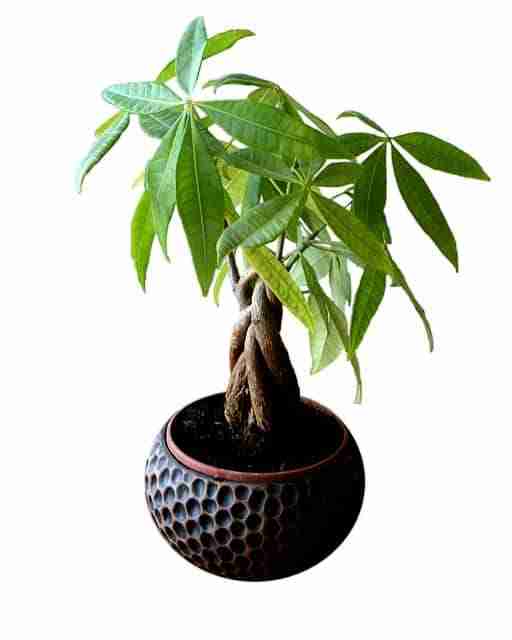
[76,17,489,401]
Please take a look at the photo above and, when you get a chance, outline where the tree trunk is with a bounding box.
[224,273,301,453]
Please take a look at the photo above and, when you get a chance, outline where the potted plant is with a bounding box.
[76,17,490,581]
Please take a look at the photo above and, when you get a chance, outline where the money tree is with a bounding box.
[76,17,489,451]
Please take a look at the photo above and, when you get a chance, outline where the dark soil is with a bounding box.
[172,394,343,473]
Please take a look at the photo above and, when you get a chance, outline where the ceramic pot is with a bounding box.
[145,394,364,581]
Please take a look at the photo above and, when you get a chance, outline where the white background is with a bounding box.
[1,1,510,638]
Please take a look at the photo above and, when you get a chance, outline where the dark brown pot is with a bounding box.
[144,394,365,581]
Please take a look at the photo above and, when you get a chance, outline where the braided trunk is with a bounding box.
[224,272,301,452]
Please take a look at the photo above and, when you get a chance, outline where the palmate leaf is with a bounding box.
[243,247,313,330]
[131,191,155,291]
[218,192,304,261]
[329,255,352,308]
[394,132,490,181]
[391,146,458,270]
[337,110,387,134]
[353,143,387,230]
[301,257,362,401]
[139,108,183,139]
[176,17,208,95]
[157,29,255,83]
[350,268,386,355]
[176,116,225,295]
[314,162,362,188]
[199,100,355,162]
[311,192,395,275]
[76,113,130,193]
[95,29,254,138]
[145,114,187,257]
[222,148,299,183]
[337,132,387,157]
[102,82,182,114]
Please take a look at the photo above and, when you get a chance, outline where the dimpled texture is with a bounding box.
[145,426,364,581]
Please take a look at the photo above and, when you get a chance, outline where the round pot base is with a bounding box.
[145,394,365,581]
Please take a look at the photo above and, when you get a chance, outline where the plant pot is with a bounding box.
[145,393,365,581]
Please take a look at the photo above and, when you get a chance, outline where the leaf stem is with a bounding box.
[285,224,327,271]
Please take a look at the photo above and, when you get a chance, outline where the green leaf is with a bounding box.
[95,29,254,138]
[95,111,125,137]
[337,132,387,156]
[308,295,344,373]
[223,166,249,207]
[326,296,363,403]
[242,174,262,213]
[199,100,355,161]
[291,246,332,288]
[157,29,255,83]
[205,74,335,136]
[248,86,283,108]
[139,108,183,139]
[176,116,225,295]
[218,192,304,261]
[204,73,273,92]
[76,113,130,193]
[102,82,182,114]
[353,144,387,230]
[222,148,299,182]
[350,268,386,354]
[131,191,155,291]
[243,247,313,330]
[337,110,387,134]
[394,132,490,181]
[329,256,352,308]
[283,93,336,136]
[176,17,208,95]
[301,256,362,400]
[314,162,362,187]
[145,115,187,257]
[311,192,395,275]
[389,252,434,352]
[391,146,458,270]
[213,260,229,306]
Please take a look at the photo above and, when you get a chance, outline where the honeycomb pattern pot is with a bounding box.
[145,394,364,581]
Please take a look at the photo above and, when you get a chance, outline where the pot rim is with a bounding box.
[165,393,349,483]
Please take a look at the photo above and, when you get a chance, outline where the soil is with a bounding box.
[172,394,343,473]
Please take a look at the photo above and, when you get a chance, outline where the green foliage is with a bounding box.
[131,191,155,291]
[176,115,225,295]
[393,132,490,181]
[102,82,182,114]
[350,268,386,355]
[77,16,489,399]
[313,162,361,188]
[391,146,458,270]
[199,100,354,161]
[244,247,313,330]
[76,113,129,193]
[218,193,304,259]
[176,17,208,95]
[145,115,187,257]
